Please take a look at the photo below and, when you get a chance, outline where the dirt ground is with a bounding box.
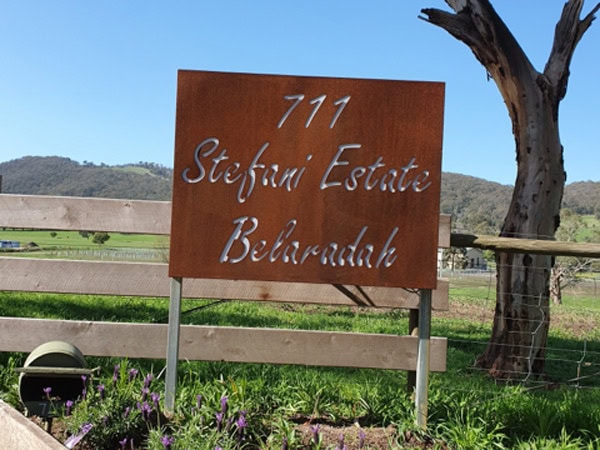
[33,416,444,449]
[438,298,599,338]
[294,422,445,449]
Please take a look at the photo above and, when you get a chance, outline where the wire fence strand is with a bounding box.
[440,257,600,390]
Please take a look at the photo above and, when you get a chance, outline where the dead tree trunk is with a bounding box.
[421,0,599,378]
[550,265,563,305]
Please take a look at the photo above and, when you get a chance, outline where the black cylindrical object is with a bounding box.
[19,341,88,417]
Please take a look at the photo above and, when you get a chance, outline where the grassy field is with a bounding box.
[1,287,599,448]
[0,230,168,261]
[578,215,600,242]
[0,229,166,249]
[1,233,599,448]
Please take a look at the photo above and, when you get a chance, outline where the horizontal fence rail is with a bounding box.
[0,194,172,234]
[452,233,600,258]
[0,257,449,309]
[0,318,447,372]
[0,194,451,248]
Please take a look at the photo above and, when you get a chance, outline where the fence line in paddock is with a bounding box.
[2,193,598,417]
[440,231,600,391]
[0,193,450,426]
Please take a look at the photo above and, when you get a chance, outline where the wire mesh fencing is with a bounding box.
[439,261,600,390]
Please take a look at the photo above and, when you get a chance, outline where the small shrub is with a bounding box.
[92,232,110,245]
[63,362,156,448]
[61,361,262,449]
[0,356,20,406]
[435,409,506,449]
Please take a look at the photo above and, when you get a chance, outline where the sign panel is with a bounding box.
[169,70,444,288]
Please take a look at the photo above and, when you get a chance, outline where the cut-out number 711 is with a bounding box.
[277,94,351,129]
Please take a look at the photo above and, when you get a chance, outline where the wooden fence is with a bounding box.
[0,193,450,423]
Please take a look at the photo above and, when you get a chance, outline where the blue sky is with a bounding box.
[1,1,598,186]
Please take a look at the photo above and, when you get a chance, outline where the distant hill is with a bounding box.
[1,156,598,233]
[440,173,600,233]
[0,156,171,200]
[440,172,512,233]
[562,181,600,215]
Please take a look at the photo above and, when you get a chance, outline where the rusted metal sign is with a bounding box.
[169,70,444,288]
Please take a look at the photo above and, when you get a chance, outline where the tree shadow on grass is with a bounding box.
[0,291,168,323]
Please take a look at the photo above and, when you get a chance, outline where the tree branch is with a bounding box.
[445,0,468,12]
[419,8,482,52]
[544,0,600,100]
[420,0,537,103]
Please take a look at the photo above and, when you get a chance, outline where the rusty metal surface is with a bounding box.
[169,70,444,288]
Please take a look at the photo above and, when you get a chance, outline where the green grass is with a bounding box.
[0,229,166,250]
[577,215,600,242]
[0,229,169,261]
[1,272,599,447]
[113,166,156,176]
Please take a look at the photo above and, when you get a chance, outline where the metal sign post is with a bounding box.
[165,277,182,413]
[415,288,432,428]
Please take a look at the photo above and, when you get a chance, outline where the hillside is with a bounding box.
[440,172,512,233]
[0,156,171,201]
[562,180,600,215]
[1,156,598,233]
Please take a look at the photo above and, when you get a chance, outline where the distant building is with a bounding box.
[0,240,20,249]
[465,248,487,270]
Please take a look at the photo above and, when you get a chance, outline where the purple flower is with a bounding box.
[64,423,93,449]
[112,364,120,385]
[143,373,153,388]
[141,387,149,402]
[151,392,160,409]
[137,401,152,420]
[118,437,128,450]
[236,412,247,441]
[338,433,345,449]
[65,400,74,416]
[128,368,139,382]
[236,413,247,429]
[220,395,228,414]
[216,412,224,432]
[196,394,203,410]
[43,386,52,400]
[311,424,321,445]
[358,429,366,449]
[123,406,131,418]
[160,434,175,449]
[78,374,88,399]
[98,384,105,400]
[281,436,288,450]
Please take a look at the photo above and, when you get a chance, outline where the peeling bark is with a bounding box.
[421,0,599,378]
[550,265,563,305]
